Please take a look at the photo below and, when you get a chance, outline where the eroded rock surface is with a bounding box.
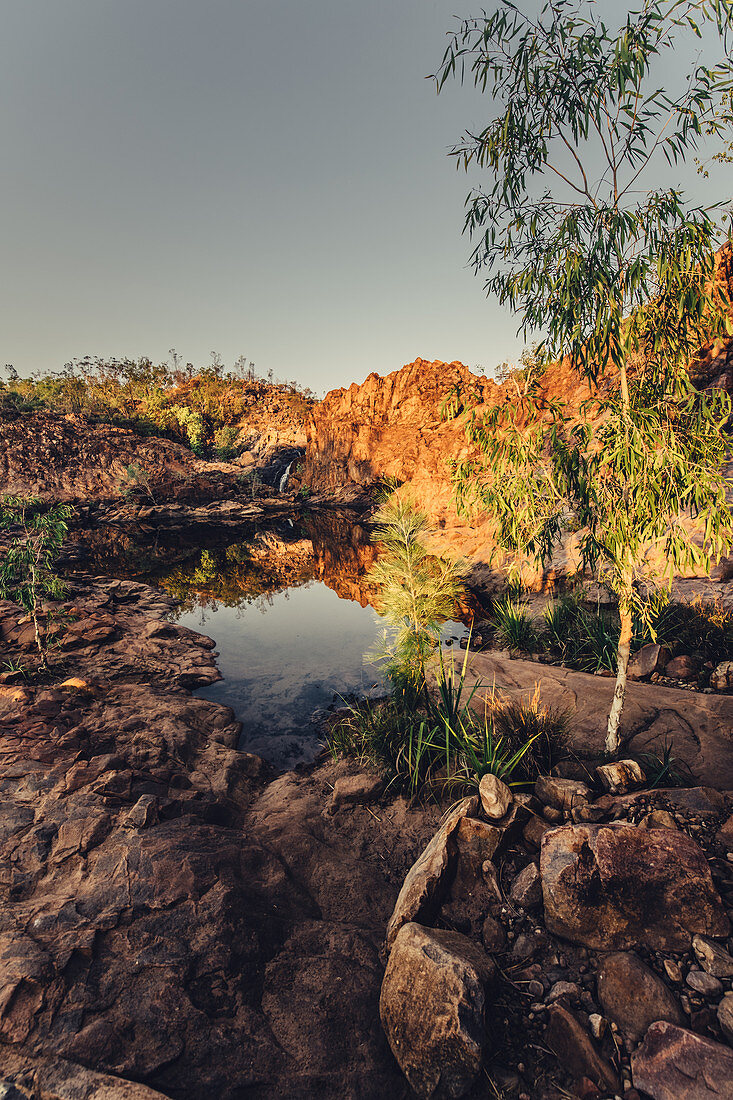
[632,1021,733,1099]
[379,923,494,1100]
[0,581,443,1099]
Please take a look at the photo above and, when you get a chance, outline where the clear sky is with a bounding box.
[2,1,730,394]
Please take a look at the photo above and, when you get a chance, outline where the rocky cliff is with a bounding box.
[303,304,733,582]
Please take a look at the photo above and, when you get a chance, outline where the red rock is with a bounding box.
[632,1021,733,1099]
[628,643,670,681]
[596,952,683,1041]
[545,1004,618,1093]
[665,655,698,680]
[541,823,729,950]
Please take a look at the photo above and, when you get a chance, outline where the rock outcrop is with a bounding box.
[0,580,446,1098]
[379,923,494,1099]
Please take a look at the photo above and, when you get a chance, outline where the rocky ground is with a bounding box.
[1,571,733,1098]
[379,767,733,1100]
[0,578,443,1099]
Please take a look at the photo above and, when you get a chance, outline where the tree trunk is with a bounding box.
[606,604,633,755]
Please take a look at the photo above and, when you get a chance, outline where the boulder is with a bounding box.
[327,771,383,811]
[509,862,542,909]
[535,776,591,811]
[628,643,670,681]
[632,1021,733,1099]
[385,797,478,950]
[544,1004,618,1094]
[596,952,683,1041]
[541,823,729,951]
[481,915,506,952]
[639,809,678,831]
[711,660,733,691]
[478,772,512,821]
[717,813,733,850]
[685,969,723,998]
[692,935,733,979]
[454,817,501,877]
[717,993,733,1044]
[595,759,645,795]
[665,655,698,680]
[379,922,494,1099]
[523,814,554,848]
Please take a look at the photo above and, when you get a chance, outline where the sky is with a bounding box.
[2,1,731,395]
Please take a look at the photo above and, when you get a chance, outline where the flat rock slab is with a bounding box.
[385,797,478,950]
[541,823,729,951]
[597,952,683,1041]
[459,652,733,787]
[632,1021,733,1099]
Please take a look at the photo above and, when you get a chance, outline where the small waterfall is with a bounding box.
[279,460,294,492]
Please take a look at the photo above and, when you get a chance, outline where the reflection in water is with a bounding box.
[70,513,467,769]
[121,517,387,767]
[181,581,384,767]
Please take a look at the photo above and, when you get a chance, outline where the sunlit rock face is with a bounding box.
[303,245,733,584]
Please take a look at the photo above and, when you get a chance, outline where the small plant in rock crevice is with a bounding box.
[0,496,72,667]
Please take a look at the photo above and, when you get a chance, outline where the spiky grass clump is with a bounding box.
[543,594,618,673]
[490,685,571,776]
[491,596,538,652]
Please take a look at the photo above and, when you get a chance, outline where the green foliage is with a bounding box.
[636,594,733,666]
[327,693,541,798]
[121,463,156,504]
[0,353,317,457]
[636,737,693,788]
[0,497,72,665]
[543,594,619,673]
[436,0,733,379]
[171,405,206,456]
[328,645,569,796]
[368,494,465,690]
[491,597,538,652]
[212,424,240,460]
[491,687,571,777]
[436,0,733,751]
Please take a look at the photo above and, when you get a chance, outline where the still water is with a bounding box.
[72,516,467,769]
[176,579,385,767]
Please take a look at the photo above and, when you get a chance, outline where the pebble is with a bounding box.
[693,934,733,978]
[663,959,683,983]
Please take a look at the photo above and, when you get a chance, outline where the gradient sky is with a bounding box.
[2,1,730,395]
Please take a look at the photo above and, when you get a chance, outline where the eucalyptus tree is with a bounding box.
[436,0,733,752]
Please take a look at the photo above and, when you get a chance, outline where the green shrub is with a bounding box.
[0,496,72,666]
[213,424,240,460]
[368,493,465,692]
[542,595,618,673]
[491,686,570,777]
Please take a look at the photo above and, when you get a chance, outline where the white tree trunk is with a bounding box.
[606,606,633,755]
